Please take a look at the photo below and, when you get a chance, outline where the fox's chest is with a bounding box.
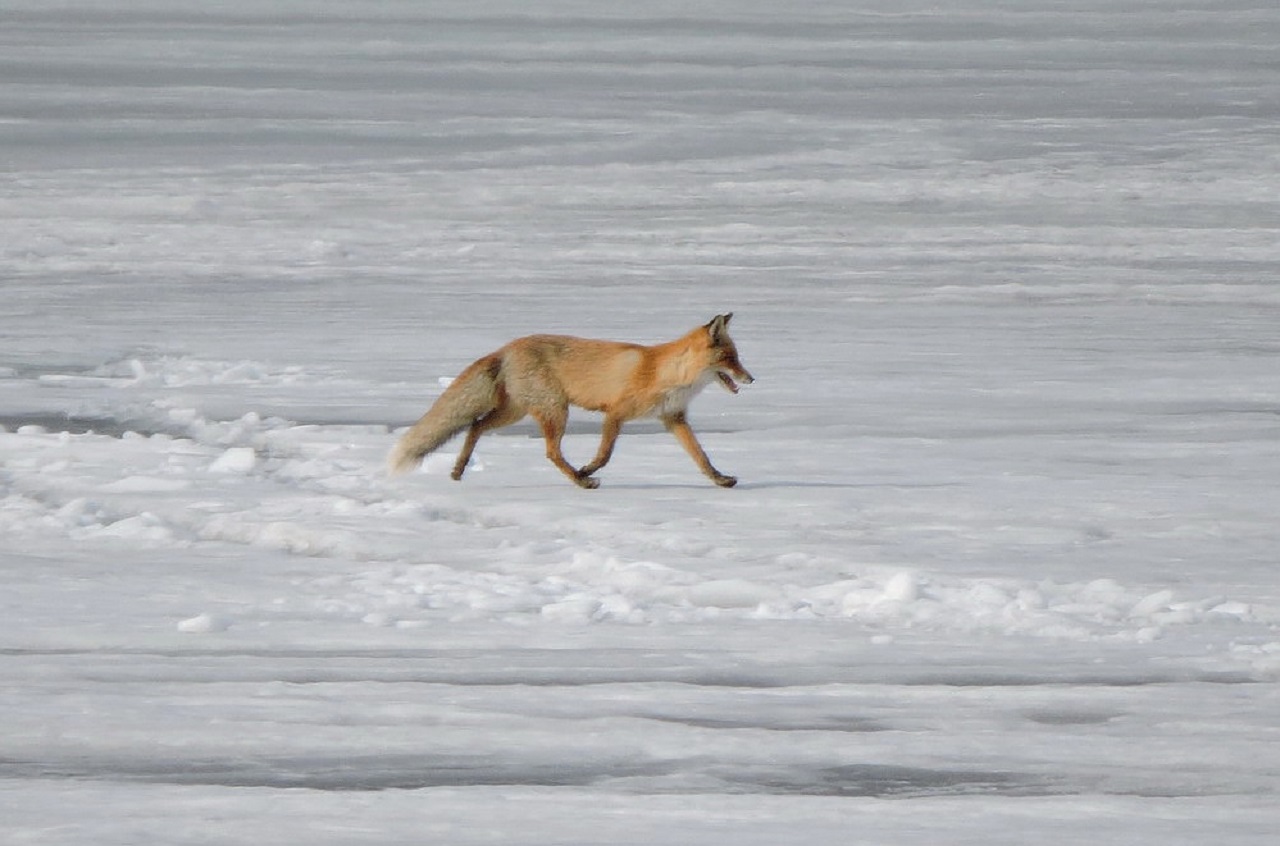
[651,372,714,418]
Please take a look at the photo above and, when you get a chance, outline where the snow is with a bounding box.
[3,0,1279,842]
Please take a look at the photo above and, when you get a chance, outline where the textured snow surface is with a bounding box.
[2,1,1279,843]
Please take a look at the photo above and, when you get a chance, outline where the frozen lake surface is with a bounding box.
[2,1,1279,843]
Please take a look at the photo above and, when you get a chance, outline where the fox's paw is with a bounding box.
[573,472,601,490]
[713,474,738,488]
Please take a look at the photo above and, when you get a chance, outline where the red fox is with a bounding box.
[388,314,754,488]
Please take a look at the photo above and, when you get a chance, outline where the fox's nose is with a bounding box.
[737,367,755,385]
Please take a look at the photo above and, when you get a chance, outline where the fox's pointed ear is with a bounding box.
[706,313,734,343]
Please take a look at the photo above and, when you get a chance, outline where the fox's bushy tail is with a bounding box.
[387,355,502,475]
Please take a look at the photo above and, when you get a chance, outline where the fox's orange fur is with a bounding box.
[388,314,753,488]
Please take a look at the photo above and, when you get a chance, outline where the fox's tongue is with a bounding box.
[718,372,739,393]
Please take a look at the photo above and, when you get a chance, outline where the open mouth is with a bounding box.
[717,371,740,393]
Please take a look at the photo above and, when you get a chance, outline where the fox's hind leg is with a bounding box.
[452,401,525,480]
[532,406,599,489]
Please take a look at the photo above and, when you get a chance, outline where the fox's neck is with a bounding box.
[651,331,709,388]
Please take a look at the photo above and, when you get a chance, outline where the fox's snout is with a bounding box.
[716,360,754,394]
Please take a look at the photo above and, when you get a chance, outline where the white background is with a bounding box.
[2,2,1278,842]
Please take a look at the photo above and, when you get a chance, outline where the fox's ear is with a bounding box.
[706,313,734,343]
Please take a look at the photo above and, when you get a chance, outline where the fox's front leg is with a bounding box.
[661,412,737,487]
[577,415,623,481]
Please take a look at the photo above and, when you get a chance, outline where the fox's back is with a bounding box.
[500,334,648,412]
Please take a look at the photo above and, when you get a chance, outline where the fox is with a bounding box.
[388,313,754,489]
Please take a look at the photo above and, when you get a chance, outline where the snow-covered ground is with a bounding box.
[3,1,1279,842]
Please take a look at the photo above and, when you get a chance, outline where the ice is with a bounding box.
[2,0,1280,843]
[208,447,257,475]
[176,613,233,635]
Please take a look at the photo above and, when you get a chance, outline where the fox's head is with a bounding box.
[705,313,755,394]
